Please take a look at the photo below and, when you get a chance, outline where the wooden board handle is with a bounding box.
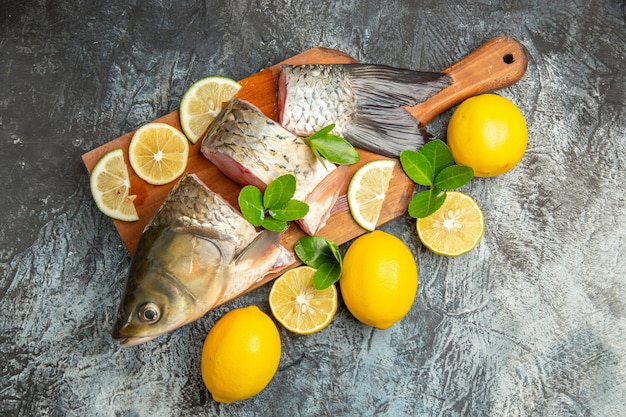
[408,36,528,126]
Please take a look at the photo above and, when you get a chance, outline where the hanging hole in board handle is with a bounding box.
[408,37,529,127]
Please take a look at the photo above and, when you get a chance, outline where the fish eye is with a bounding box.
[138,303,160,324]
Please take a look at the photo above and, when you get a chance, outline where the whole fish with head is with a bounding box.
[112,173,294,346]
[201,97,348,236]
[278,64,452,157]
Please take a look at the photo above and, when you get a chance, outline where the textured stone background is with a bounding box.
[1,1,625,416]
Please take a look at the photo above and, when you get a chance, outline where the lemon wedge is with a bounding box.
[347,159,396,231]
[179,76,242,143]
[269,266,338,335]
[89,148,139,222]
[416,191,484,256]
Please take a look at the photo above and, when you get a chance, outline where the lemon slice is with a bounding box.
[416,191,484,256]
[128,122,189,185]
[269,266,338,335]
[347,159,396,231]
[89,148,139,222]
[179,76,242,143]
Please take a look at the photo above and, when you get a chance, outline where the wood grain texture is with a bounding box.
[408,37,528,125]
[81,37,527,256]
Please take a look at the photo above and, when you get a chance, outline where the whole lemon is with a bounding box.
[201,306,281,403]
[447,93,528,177]
[340,230,418,329]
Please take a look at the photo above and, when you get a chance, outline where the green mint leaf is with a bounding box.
[400,150,434,186]
[313,261,342,290]
[294,236,338,268]
[309,123,336,139]
[408,188,447,218]
[264,174,296,209]
[294,236,343,290]
[269,199,309,221]
[261,216,287,232]
[434,165,474,190]
[420,140,454,178]
[238,185,264,227]
[304,136,331,170]
[310,136,360,165]
[306,124,360,165]
[327,239,342,266]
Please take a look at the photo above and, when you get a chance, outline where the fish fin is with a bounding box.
[344,64,451,157]
[272,245,297,274]
[222,231,295,301]
[233,230,280,261]
[297,164,349,235]
[233,230,294,272]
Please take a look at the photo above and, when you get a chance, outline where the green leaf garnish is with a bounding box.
[261,216,287,232]
[408,188,447,219]
[238,185,264,227]
[294,236,339,268]
[238,174,309,230]
[269,199,309,222]
[400,139,474,218]
[305,124,360,166]
[419,139,455,178]
[294,236,342,290]
[313,261,342,291]
[434,165,474,190]
[400,150,434,186]
[264,174,296,208]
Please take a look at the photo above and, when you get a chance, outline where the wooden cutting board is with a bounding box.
[82,38,527,301]
[81,47,413,260]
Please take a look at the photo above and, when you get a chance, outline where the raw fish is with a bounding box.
[201,98,347,236]
[112,173,294,346]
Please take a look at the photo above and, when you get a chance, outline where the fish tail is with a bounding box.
[343,64,451,156]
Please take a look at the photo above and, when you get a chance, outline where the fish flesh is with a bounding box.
[201,97,348,236]
[112,173,294,346]
[201,98,347,235]
[278,64,452,157]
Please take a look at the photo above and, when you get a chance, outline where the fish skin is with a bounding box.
[201,97,347,236]
[112,173,294,346]
[278,64,452,157]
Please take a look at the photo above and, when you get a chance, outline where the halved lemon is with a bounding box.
[128,122,189,185]
[89,148,139,222]
[269,266,338,335]
[416,191,484,256]
[347,159,396,231]
[179,76,242,143]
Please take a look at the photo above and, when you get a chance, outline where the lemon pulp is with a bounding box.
[347,159,396,231]
[269,266,338,335]
[89,148,139,222]
[416,191,484,256]
[179,76,241,143]
[128,122,189,185]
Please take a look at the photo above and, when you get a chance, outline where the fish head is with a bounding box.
[112,226,228,346]
[111,269,193,346]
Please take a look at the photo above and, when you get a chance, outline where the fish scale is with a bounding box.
[285,65,356,138]
[278,63,452,157]
[201,98,348,236]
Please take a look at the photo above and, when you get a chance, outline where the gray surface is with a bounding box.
[1,0,625,416]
